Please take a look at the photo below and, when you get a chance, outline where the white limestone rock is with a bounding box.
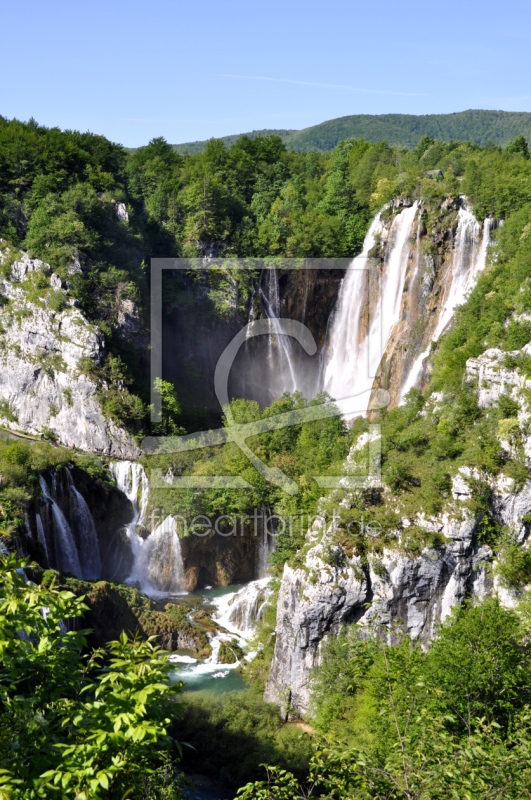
[0,250,140,458]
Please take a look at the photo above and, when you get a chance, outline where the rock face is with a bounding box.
[0,246,140,458]
[265,435,531,718]
[264,503,495,718]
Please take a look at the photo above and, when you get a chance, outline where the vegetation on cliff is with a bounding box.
[0,438,102,545]
[2,114,531,441]
[240,598,531,798]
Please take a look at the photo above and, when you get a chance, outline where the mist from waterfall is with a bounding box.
[321,202,419,415]
[259,269,299,393]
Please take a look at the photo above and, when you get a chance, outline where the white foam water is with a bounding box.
[109,462,186,597]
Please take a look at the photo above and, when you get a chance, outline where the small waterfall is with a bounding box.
[256,530,275,579]
[259,267,298,392]
[39,475,82,578]
[322,202,419,414]
[214,578,272,639]
[69,485,102,580]
[128,515,186,597]
[400,206,493,399]
[109,460,149,529]
[36,513,50,563]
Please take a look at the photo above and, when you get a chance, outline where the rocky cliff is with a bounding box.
[0,243,140,458]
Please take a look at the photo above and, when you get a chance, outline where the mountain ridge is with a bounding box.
[170,109,531,154]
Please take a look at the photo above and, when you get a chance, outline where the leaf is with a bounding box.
[98,772,109,789]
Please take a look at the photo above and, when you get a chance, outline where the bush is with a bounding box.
[0,555,185,799]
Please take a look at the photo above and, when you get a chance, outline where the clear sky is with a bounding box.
[2,0,531,148]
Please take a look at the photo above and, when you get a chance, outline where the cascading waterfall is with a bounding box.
[69,485,102,580]
[214,577,272,639]
[400,204,493,399]
[110,461,185,597]
[39,474,82,578]
[36,469,102,580]
[322,202,419,414]
[170,578,273,685]
[128,515,186,597]
[109,460,149,529]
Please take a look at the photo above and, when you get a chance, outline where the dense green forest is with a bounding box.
[171,109,531,154]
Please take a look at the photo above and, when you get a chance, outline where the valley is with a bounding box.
[2,115,531,797]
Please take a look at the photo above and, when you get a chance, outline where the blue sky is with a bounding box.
[2,0,531,147]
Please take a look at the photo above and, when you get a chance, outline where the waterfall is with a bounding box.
[256,529,275,579]
[400,206,492,399]
[109,460,149,529]
[322,202,419,414]
[36,513,50,563]
[259,267,298,393]
[128,515,186,597]
[39,475,82,578]
[110,461,185,597]
[214,578,272,639]
[69,485,102,580]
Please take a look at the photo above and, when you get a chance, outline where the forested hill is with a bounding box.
[172,109,531,154]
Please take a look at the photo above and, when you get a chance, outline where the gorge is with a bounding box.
[3,118,531,797]
[15,190,510,708]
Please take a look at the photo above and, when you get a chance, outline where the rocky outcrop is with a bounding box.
[264,498,497,718]
[0,245,140,458]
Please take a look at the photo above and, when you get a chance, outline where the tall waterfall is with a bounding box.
[400,204,493,398]
[321,202,419,414]
[259,267,298,394]
[110,461,185,597]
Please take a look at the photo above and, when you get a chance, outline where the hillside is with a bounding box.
[171,109,531,154]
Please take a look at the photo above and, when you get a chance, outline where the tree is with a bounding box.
[505,135,530,159]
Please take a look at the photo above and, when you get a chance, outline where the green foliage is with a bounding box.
[151,379,185,437]
[0,401,17,423]
[0,555,185,799]
[240,600,531,798]
[147,392,350,569]
[171,110,531,154]
[177,691,312,789]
